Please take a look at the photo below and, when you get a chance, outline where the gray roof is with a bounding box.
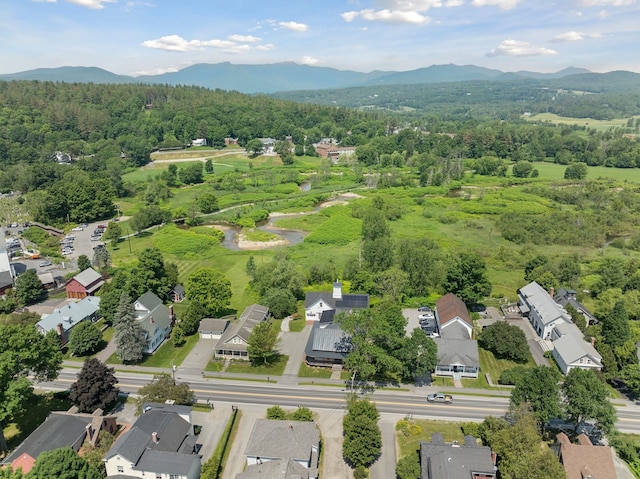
[37,296,100,334]
[519,281,570,325]
[434,338,480,368]
[420,440,495,479]
[71,267,103,289]
[172,284,185,296]
[554,288,595,320]
[1,412,92,465]
[216,304,269,352]
[0,270,13,289]
[199,318,229,334]
[552,323,602,367]
[137,290,164,311]
[304,323,350,361]
[105,405,198,476]
[439,321,471,340]
[38,272,55,285]
[304,291,369,312]
[236,459,309,479]
[244,420,320,463]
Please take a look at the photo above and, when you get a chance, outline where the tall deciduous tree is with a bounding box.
[562,368,616,434]
[136,373,195,414]
[77,255,92,272]
[0,325,62,452]
[113,293,146,364]
[103,221,122,243]
[180,300,207,336]
[343,397,381,469]
[247,321,280,365]
[69,321,103,357]
[262,288,297,319]
[13,269,43,306]
[397,329,438,382]
[69,358,119,413]
[443,252,492,304]
[27,446,102,479]
[478,321,529,363]
[185,267,232,317]
[602,300,631,349]
[510,366,561,427]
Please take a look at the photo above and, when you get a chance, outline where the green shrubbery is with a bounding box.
[305,214,362,245]
[151,224,221,257]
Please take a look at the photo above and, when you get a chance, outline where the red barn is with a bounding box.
[66,267,104,299]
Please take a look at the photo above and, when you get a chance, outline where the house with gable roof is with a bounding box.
[420,434,497,479]
[104,402,200,479]
[433,293,480,379]
[518,281,571,340]
[304,281,369,323]
[214,304,269,360]
[556,432,616,479]
[1,407,117,474]
[133,291,174,354]
[37,296,100,345]
[550,322,602,375]
[66,267,104,299]
[554,288,597,326]
[304,322,351,367]
[241,419,320,479]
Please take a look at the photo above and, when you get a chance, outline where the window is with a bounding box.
[156,474,162,479]
[117,466,124,473]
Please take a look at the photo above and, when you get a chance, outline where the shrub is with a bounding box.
[499,366,529,385]
[478,322,529,363]
[461,422,481,438]
[267,405,286,420]
[354,466,369,479]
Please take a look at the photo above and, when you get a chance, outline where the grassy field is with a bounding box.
[225,354,288,376]
[478,348,534,385]
[525,112,640,131]
[397,418,469,458]
[106,333,199,368]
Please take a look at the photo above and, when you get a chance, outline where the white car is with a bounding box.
[62,250,73,256]
[71,226,84,232]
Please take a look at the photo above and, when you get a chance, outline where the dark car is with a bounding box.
[418,306,432,312]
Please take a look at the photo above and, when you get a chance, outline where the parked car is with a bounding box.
[90,235,102,241]
[418,306,432,312]
[39,260,52,267]
[427,392,453,403]
[71,226,84,232]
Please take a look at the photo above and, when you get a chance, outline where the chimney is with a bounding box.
[332,280,343,300]
[85,423,93,442]
[56,323,64,336]
[149,315,154,324]
[152,432,158,444]
[591,336,595,347]
[549,287,555,298]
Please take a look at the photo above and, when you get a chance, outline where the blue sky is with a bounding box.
[1,0,639,75]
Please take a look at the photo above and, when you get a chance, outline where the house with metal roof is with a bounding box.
[518,281,571,340]
[37,296,100,345]
[304,281,369,323]
[133,291,174,354]
[420,435,496,479]
[304,322,351,367]
[243,420,320,479]
[1,407,117,474]
[104,403,200,479]
[66,267,104,299]
[214,304,269,360]
[550,322,602,375]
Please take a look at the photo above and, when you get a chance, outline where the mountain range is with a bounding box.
[0,62,605,94]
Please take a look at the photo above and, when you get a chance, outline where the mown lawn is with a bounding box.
[478,347,535,385]
[397,419,469,458]
[298,363,333,379]
[106,333,199,368]
[225,354,288,376]
[288,318,306,332]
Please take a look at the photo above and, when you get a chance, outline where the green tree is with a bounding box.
[0,466,23,479]
[179,163,204,184]
[562,368,616,434]
[76,255,92,272]
[204,158,214,173]
[602,300,631,349]
[245,255,256,278]
[564,162,588,180]
[69,321,103,357]
[180,300,207,336]
[262,288,297,319]
[196,191,219,214]
[443,253,492,304]
[69,358,119,413]
[103,221,122,243]
[292,407,313,421]
[13,269,43,306]
[478,321,529,363]
[621,364,640,397]
[565,303,586,332]
[510,366,562,427]
[185,267,232,316]
[0,325,62,452]
[512,160,534,178]
[397,329,438,382]
[171,323,186,347]
[92,247,111,271]
[396,451,420,479]
[26,447,102,479]
[113,293,146,364]
[136,373,195,413]
[247,320,280,365]
[343,397,381,469]
[266,405,286,420]
[252,256,306,298]
[246,139,264,155]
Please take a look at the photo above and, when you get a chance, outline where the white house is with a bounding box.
[37,296,100,346]
[214,304,269,360]
[191,138,207,147]
[134,291,173,354]
[518,281,571,340]
[304,282,369,323]
[550,323,602,375]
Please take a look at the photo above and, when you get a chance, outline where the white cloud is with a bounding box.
[342,8,431,24]
[551,31,603,42]
[30,0,57,3]
[141,35,235,52]
[131,66,179,76]
[255,44,275,51]
[300,56,321,65]
[66,0,115,9]
[579,0,635,5]
[228,34,261,43]
[487,39,558,57]
[472,0,521,9]
[375,0,443,8]
[279,21,309,32]
[224,44,251,54]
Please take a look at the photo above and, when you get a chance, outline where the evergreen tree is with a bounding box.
[13,269,43,305]
[69,358,119,413]
[113,293,146,364]
[77,255,91,272]
[602,300,631,349]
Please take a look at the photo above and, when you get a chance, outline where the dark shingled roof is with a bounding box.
[236,458,310,479]
[420,439,495,479]
[245,420,320,464]
[433,338,480,369]
[136,290,164,311]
